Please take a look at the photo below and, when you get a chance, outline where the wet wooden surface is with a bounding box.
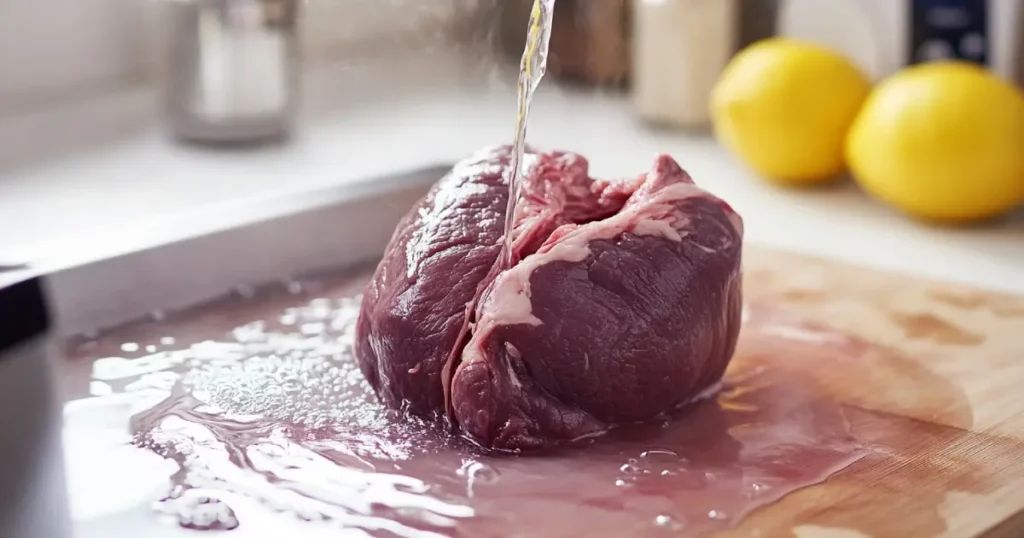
[731,246,1024,538]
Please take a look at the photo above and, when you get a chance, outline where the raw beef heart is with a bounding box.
[355,145,744,451]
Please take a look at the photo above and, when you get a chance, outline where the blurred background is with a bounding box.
[0,0,1022,288]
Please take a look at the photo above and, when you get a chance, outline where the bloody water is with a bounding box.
[61,270,906,538]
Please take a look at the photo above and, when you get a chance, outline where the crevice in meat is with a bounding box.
[355,145,744,452]
[438,149,636,427]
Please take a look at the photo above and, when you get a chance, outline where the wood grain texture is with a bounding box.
[727,247,1024,538]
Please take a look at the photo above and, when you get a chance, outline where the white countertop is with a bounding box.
[1,74,1022,295]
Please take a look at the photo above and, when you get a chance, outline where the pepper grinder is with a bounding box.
[159,0,301,144]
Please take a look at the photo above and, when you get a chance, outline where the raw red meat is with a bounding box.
[355,145,744,450]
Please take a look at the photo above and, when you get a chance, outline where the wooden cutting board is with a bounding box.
[732,246,1024,538]
[63,244,1023,538]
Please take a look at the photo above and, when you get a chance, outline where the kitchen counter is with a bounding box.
[1,72,1022,296]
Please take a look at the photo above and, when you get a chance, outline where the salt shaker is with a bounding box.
[159,0,301,144]
[632,0,739,130]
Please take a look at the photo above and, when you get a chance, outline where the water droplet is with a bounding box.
[121,342,140,352]
[660,469,677,477]
[744,482,771,499]
[160,336,176,346]
[146,345,158,353]
[619,463,640,474]
[707,509,728,521]
[614,479,630,487]
[654,514,684,530]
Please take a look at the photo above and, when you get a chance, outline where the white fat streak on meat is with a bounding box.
[460,154,739,366]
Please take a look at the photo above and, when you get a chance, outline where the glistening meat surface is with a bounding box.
[355,145,744,451]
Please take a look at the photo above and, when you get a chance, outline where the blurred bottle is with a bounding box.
[499,0,632,87]
[739,0,780,49]
[632,0,739,130]
[1017,2,1024,88]
[777,0,1024,83]
[159,0,301,145]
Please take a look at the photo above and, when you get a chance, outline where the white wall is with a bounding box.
[0,0,146,110]
[0,0,489,115]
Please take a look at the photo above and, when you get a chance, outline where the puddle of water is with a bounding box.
[61,272,976,537]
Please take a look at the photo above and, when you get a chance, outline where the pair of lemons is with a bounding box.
[710,38,1024,223]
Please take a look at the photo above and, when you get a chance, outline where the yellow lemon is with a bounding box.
[711,38,872,185]
[846,61,1024,223]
